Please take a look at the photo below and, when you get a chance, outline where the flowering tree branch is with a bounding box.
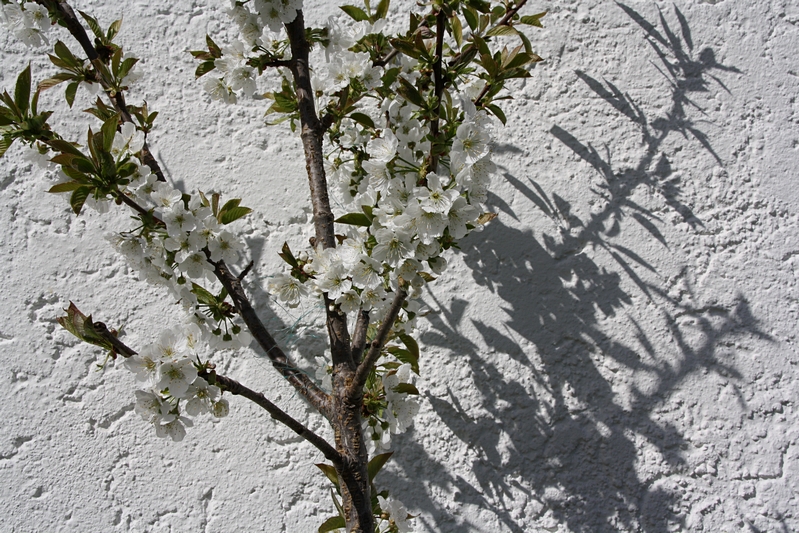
[1,0,548,529]
[33,0,165,181]
[84,311,340,462]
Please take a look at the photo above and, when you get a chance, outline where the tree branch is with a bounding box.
[109,195,333,419]
[35,0,165,181]
[211,259,334,419]
[348,288,407,399]
[86,316,340,462]
[206,371,341,465]
[428,10,446,172]
[350,309,370,364]
[284,12,353,369]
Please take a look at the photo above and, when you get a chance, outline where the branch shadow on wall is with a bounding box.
[384,5,761,532]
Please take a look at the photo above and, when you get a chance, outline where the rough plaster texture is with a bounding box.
[2,1,799,531]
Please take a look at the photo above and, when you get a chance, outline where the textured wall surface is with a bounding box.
[2,1,798,532]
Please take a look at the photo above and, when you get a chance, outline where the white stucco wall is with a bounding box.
[2,1,798,531]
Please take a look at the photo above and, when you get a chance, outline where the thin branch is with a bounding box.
[348,288,407,399]
[428,10,446,172]
[207,372,342,465]
[36,0,165,181]
[83,316,340,462]
[237,260,255,281]
[211,259,334,418]
[350,309,370,364]
[90,320,337,459]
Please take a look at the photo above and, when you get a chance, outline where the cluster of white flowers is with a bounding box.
[127,325,230,441]
[1,1,51,47]
[86,123,253,352]
[378,495,412,533]
[363,363,420,454]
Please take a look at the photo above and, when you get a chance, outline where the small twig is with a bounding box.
[207,372,342,465]
[350,309,370,364]
[237,260,254,281]
[428,10,447,172]
[348,288,407,399]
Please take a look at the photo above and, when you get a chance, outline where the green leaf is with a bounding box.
[65,82,79,108]
[315,463,340,488]
[14,65,31,116]
[219,198,241,212]
[48,181,84,193]
[318,516,346,533]
[206,35,222,58]
[486,25,519,38]
[117,57,139,82]
[367,452,393,482]
[53,41,80,68]
[396,76,425,108]
[78,11,104,40]
[348,112,375,129]
[107,18,123,41]
[70,185,93,215]
[191,283,217,306]
[101,115,118,153]
[398,333,420,374]
[392,383,420,395]
[0,136,13,158]
[375,0,390,20]
[195,60,216,79]
[486,103,507,125]
[38,73,75,91]
[451,15,463,47]
[47,138,85,158]
[388,38,422,61]
[519,12,546,28]
[219,206,252,224]
[339,5,369,22]
[463,7,478,31]
[335,212,371,227]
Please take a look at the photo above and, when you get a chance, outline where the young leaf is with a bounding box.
[335,212,372,227]
[375,0,390,20]
[486,103,507,125]
[70,186,92,214]
[219,206,252,224]
[14,65,31,116]
[477,212,498,224]
[78,11,104,41]
[65,82,79,108]
[339,5,369,22]
[519,12,547,27]
[101,115,119,153]
[278,242,299,268]
[486,25,518,38]
[107,18,123,41]
[318,516,346,533]
[398,333,420,374]
[48,181,84,193]
[396,77,425,108]
[349,112,375,129]
[0,136,13,159]
[195,60,216,79]
[392,383,420,395]
[315,463,340,489]
[206,35,222,58]
[367,452,393,482]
